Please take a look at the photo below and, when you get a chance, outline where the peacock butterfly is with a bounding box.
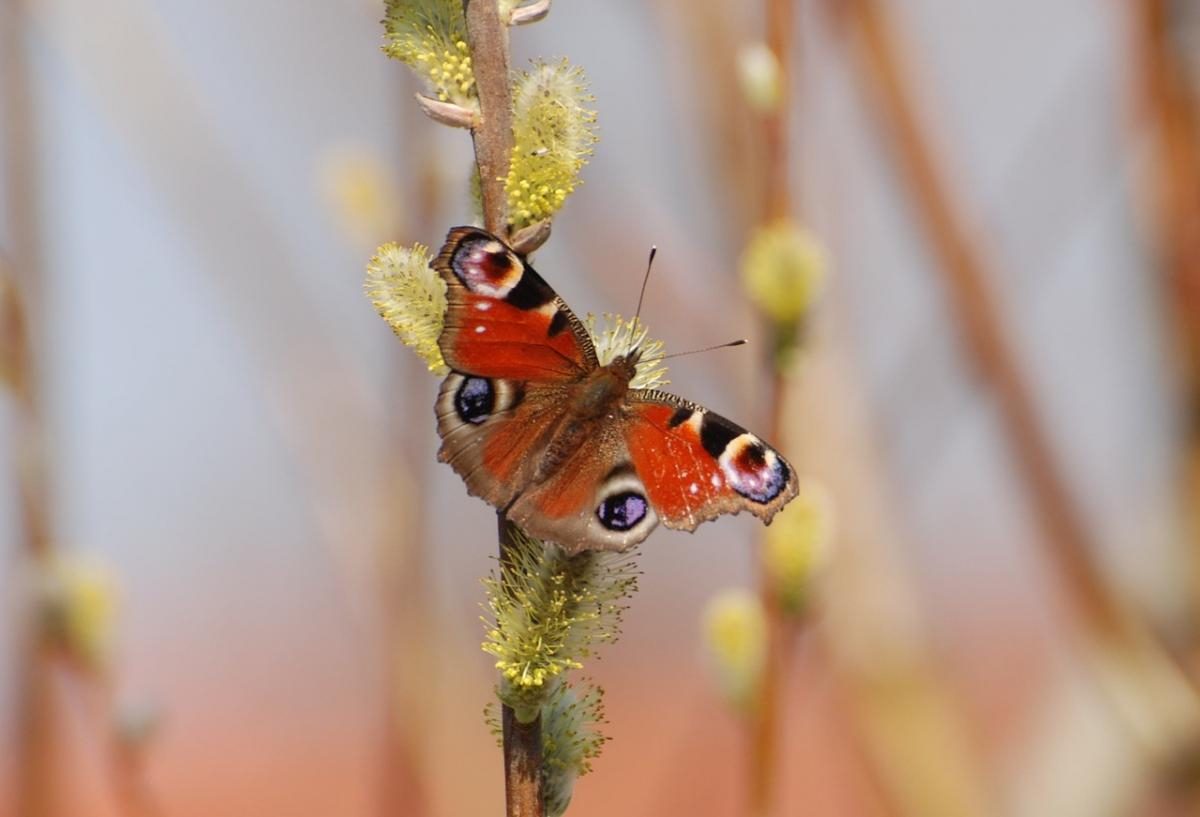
[433,226,798,552]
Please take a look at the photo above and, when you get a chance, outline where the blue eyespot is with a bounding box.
[596,491,648,531]
[454,377,494,424]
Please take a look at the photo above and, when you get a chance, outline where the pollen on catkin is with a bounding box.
[505,60,598,230]
[482,530,639,721]
[382,0,477,106]
[365,242,448,374]
[586,313,668,390]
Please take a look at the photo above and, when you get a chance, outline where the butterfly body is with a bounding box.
[433,227,797,552]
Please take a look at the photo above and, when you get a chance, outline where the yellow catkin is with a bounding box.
[505,60,598,229]
[364,243,448,374]
[764,477,834,614]
[741,219,828,327]
[703,589,768,710]
[382,1,477,106]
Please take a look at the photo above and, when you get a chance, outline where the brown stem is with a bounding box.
[1126,0,1200,658]
[464,2,543,811]
[465,0,514,238]
[3,0,58,813]
[762,0,795,222]
[497,513,546,817]
[831,0,1132,642]
[749,0,797,813]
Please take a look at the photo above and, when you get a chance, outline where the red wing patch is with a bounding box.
[623,396,797,531]
[434,227,597,381]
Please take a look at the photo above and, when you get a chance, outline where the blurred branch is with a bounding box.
[825,0,1200,790]
[749,1,797,814]
[789,332,994,817]
[2,0,58,814]
[1127,0,1200,662]
[828,0,1140,645]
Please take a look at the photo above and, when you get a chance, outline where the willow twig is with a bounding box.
[3,0,58,813]
[465,0,514,239]
[747,0,799,814]
[463,0,544,811]
[1126,0,1200,666]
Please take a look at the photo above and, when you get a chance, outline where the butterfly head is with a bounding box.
[609,346,643,383]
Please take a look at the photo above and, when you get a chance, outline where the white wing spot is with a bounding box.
[710,474,722,488]
[474,325,487,334]
[475,302,492,312]
[689,483,699,495]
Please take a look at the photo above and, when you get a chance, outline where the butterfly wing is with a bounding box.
[437,371,659,551]
[436,372,569,512]
[505,421,660,552]
[434,227,598,380]
[621,390,798,532]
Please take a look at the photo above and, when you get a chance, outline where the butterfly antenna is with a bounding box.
[633,245,657,329]
[642,338,747,363]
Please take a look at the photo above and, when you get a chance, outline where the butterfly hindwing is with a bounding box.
[436,370,660,552]
[506,424,660,552]
[434,227,598,381]
[435,372,567,512]
[622,391,797,532]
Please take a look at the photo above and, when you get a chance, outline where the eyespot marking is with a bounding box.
[454,376,494,425]
[597,491,649,532]
[718,432,788,503]
[451,239,523,298]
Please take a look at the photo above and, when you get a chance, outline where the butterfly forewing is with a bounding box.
[622,392,797,532]
[434,227,598,381]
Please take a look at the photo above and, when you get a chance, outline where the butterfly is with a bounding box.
[433,226,798,552]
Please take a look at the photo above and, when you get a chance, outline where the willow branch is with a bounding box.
[748,0,798,814]
[1127,0,1200,653]
[465,0,514,238]
[463,0,544,812]
[3,0,58,813]
[497,513,546,817]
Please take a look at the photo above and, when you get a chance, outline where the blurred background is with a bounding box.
[2,0,1200,815]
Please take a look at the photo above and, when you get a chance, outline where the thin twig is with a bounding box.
[463,0,544,811]
[3,0,58,813]
[465,0,515,238]
[497,514,546,816]
[749,0,797,814]
[1126,0,1200,663]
